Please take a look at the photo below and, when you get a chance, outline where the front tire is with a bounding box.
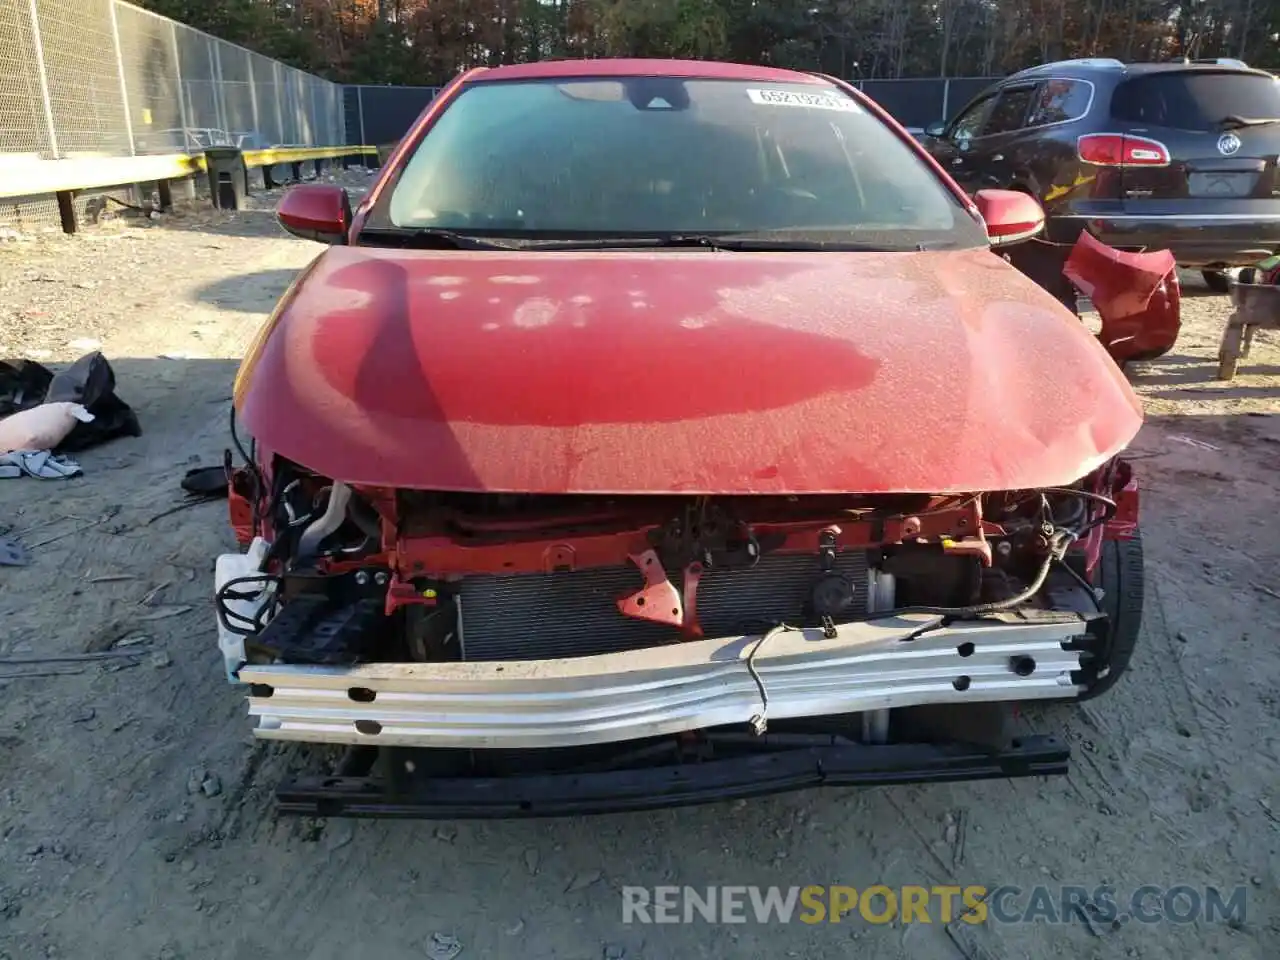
[1078,530,1144,701]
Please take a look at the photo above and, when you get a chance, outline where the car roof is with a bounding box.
[465,58,830,85]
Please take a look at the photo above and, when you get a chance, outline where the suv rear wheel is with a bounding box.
[1201,269,1230,294]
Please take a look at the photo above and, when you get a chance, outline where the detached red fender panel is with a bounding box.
[1063,231,1181,366]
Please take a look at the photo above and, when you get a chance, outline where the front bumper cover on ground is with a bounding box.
[241,612,1092,750]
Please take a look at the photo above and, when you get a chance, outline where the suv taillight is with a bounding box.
[1077,133,1170,166]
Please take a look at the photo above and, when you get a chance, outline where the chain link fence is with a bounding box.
[343,77,1002,149]
[1,0,345,226]
[857,77,1001,130]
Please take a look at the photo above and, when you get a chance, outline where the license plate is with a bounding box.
[1188,172,1256,198]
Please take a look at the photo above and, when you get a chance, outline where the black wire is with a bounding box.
[215,574,281,637]
[842,530,1076,622]
[215,584,265,633]
[1054,558,1103,612]
[740,527,1076,638]
[228,405,253,468]
[745,622,801,734]
[742,534,1071,732]
[1040,487,1117,517]
[229,406,267,536]
[1040,486,1118,538]
[262,465,294,546]
[740,528,1077,731]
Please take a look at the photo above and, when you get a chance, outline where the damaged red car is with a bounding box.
[218,59,1154,818]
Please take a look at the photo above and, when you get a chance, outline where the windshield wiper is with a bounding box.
[1219,115,1280,130]
[668,235,945,252]
[358,227,525,250]
[361,228,931,253]
[518,234,917,252]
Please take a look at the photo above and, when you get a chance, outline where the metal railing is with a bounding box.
[1,0,345,160]
[0,143,379,232]
[1,0,351,229]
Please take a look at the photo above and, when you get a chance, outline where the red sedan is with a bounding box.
[219,58,1164,818]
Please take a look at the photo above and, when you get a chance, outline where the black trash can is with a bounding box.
[205,146,248,211]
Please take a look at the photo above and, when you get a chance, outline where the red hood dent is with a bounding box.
[236,245,1142,494]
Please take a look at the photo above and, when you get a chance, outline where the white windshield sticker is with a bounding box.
[747,88,862,112]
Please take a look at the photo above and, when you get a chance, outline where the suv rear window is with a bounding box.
[1111,71,1280,131]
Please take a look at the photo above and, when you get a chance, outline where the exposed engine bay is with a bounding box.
[208,403,1147,820]
[217,435,1134,706]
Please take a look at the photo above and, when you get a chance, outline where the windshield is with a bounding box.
[378,76,986,249]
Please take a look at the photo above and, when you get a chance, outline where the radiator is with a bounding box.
[457,550,870,661]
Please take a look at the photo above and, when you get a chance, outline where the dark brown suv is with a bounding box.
[922,58,1280,292]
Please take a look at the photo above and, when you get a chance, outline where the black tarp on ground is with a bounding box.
[0,352,141,452]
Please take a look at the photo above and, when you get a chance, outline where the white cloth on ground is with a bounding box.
[0,450,83,479]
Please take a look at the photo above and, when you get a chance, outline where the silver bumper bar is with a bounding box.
[240,614,1088,750]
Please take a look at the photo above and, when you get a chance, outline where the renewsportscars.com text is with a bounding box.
[621,884,1248,926]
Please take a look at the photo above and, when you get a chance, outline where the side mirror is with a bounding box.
[973,189,1045,246]
[925,120,947,138]
[277,184,352,244]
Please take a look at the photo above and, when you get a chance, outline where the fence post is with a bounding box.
[56,192,78,234]
[272,62,285,144]
[212,38,228,134]
[357,85,367,145]
[332,86,341,147]
[26,0,59,157]
[248,55,261,138]
[171,22,191,151]
[941,79,951,122]
[108,0,135,156]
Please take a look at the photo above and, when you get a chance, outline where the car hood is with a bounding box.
[236,245,1142,494]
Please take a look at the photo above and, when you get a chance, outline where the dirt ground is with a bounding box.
[1,180,1278,960]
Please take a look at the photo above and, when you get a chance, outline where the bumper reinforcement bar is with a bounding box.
[241,613,1090,750]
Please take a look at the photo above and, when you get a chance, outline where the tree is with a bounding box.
[138,0,1280,83]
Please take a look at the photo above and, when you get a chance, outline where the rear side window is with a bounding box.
[1111,72,1280,131]
[1027,79,1093,126]
[984,87,1036,135]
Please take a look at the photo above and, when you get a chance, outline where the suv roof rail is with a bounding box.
[1184,57,1249,68]
[1053,57,1125,70]
[1009,58,1125,78]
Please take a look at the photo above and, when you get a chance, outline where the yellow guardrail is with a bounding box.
[242,145,378,168]
[0,152,205,200]
[0,144,378,232]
